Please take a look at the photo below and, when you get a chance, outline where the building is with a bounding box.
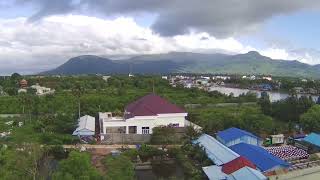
[99,94,187,138]
[30,83,55,96]
[230,143,290,173]
[203,163,267,180]
[217,127,263,147]
[72,115,96,137]
[302,133,320,153]
[193,134,240,166]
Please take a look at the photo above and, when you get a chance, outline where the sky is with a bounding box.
[0,0,320,75]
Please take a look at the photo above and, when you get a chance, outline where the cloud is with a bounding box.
[0,15,318,75]
[13,0,320,37]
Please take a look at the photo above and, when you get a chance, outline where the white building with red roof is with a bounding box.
[99,94,188,137]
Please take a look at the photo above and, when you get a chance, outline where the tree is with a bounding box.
[300,105,320,133]
[317,96,320,105]
[52,151,102,180]
[150,126,178,149]
[104,155,135,180]
[258,92,272,115]
[71,83,85,119]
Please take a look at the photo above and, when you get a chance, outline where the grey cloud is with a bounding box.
[16,0,320,37]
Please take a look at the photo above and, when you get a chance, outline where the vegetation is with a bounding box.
[300,105,320,133]
[52,151,102,180]
[104,155,135,180]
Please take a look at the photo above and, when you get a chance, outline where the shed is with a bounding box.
[217,127,263,147]
[193,134,239,166]
[230,143,290,173]
[72,115,96,136]
[302,133,320,153]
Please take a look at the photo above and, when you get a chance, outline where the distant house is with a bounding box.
[73,115,96,137]
[30,83,55,96]
[230,143,290,173]
[99,94,187,138]
[217,127,263,147]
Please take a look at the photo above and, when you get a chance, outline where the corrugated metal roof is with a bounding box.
[202,165,267,180]
[303,133,320,147]
[222,156,256,174]
[193,134,239,166]
[229,167,267,180]
[230,143,290,172]
[72,115,95,136]
[202,165,227,180]
[217,127,260,143]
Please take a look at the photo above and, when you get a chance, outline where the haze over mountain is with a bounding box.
[43,51,320,78]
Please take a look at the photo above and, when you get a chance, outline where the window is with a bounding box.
[142,127,150,134]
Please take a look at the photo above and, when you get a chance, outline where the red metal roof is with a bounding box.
[222,156,256,174]
[125,93,185,118]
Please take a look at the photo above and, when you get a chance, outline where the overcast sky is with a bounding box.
[1,0,320,75]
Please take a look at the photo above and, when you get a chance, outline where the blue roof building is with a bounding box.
[302,133,320,153]
[230,143,290,173]
[193,134,240,166]
[217,127,263,147]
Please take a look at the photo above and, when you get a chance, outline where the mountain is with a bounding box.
[42,51,320,78]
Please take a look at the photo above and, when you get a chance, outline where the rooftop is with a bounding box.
[193,134,239,166]
[230,143,290,172]
[125,93,186,118]
[217,127,261,143]
[303,133,320,147]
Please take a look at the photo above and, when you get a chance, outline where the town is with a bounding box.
[1,74,320,179]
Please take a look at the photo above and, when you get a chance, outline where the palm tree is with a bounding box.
[71,83,85,119]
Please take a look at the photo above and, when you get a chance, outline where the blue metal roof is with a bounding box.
[217,127,260,143]
[303,133,320,147]
[193,134,240,166]
[230,143,290,172]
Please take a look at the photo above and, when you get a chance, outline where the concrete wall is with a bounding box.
[101,113,187,134]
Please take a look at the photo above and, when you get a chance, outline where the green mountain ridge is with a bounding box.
[42,51,320,78]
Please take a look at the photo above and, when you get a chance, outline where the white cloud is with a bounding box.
[0,15,318,75]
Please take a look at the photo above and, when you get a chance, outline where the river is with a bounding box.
[209,86,319,102]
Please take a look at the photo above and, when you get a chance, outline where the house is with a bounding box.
[230,143,290,173]
[72,115,96,137]
[262,76,272,81]
[30,83,55,96]
[193,134,240,166]
[217,127,263,147]
[99,94,187,138]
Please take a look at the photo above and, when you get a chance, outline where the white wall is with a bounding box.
[101,113,187,134]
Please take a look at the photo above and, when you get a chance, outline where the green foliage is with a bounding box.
[104,155,135,180]
[52,151,102,180]
[0,144,44,180]
[168,148,203,180]
[189,105,276,135]
[270,95,314,123]
[151,126,179,147]
[300,105,320,133]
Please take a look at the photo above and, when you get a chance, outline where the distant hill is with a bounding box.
[42,51,320,78]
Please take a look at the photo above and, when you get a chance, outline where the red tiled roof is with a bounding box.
[222,156,256,174]
[125,93,185,118]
